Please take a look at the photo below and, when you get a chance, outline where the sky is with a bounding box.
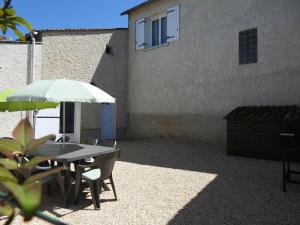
[5,0,145,38]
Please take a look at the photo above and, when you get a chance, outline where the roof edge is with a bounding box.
[121,0,160,16]
[36,28,128,32]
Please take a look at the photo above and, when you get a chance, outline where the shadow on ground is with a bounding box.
[32,139,300,225]
[117,139,300,225]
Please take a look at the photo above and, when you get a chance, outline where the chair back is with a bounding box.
[92,149,121,180]
[101,139,117,149]
[83,138,98,145]
[56,136,70,142]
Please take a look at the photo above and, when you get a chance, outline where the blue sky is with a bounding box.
[5,0,145,38]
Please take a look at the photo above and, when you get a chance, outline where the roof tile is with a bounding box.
[224,106,300,122]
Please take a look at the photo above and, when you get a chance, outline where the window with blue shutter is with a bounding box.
[135,4,180,50]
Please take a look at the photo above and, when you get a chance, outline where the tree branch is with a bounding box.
[3,0,12,9]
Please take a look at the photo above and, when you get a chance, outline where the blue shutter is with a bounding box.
[167,5,180,42]
[135,18,146,50]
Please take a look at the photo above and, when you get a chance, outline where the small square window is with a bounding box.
[239,28,258,65]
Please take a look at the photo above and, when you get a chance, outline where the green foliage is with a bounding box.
[0,118,64,224]
[0,0,32,41]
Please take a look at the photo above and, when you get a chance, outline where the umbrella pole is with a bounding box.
[63,102,65,150]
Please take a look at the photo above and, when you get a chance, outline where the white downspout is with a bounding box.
[27,31,37,125]
[28,32,36,84]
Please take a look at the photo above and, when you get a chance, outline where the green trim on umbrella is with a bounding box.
[0,89,59,112]
[0,89,15,102]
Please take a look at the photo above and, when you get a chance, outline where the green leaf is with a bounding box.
[0,158,18,170]
[0,139,23,157]
[2,182,41,220]
[27,134,54,151]
[24,167,64,185]
[11,16,32,31]
[4,8,16,16]
[0,167,17,183]
[0,24,7,34]
[0,9,4,17]
[12,119,34,148]
[23,156,51,170]
[0,202,14,217]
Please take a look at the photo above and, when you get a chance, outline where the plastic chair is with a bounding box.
[80,138,99,164]
[100,139,117,149]
[74,149,121,209]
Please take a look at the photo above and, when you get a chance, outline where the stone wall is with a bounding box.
[127,0,300,146]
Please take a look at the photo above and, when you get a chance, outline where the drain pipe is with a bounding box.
[28,31,37,84]
[27,31,38,125]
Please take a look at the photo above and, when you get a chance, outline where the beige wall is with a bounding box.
[0,42,42,137]
[127,0,300,145]
[40,29,128,139]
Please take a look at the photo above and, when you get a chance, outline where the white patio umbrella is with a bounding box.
[7,79,115,148]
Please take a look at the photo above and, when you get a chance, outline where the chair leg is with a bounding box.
[57,172,67,206]
[109,176,117,200]
[74,170,82,205]
[47,184,52,197]
[282,161,287,192]
[102,182,110,191]
[89,180,100,209]
[287,161,291,181]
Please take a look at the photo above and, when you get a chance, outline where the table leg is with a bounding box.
[63,163,72,207]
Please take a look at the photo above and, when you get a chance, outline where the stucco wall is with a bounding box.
[40,29,128,140]
[127,0,300,145]
[0,42,42,137]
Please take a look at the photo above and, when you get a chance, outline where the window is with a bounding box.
[59,102,74,133]
[135,5,180,50]
[161,17,167,44]
[152,19,160,46]
[151,16,167,47]
[239,28,257,65]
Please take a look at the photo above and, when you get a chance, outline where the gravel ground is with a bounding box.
[1,139,300,225]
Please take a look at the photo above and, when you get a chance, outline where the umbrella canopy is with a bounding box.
[7,79,115,103]
[7,79,116,147]
[0,89,59,112]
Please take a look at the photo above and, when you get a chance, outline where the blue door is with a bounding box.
[101,103,115,140]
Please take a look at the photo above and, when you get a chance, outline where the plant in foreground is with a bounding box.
[0,0,32,40]
[0,118,65,224]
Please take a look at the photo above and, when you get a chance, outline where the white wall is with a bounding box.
[0,42,42,137]
[40,29,128,140]
[127,0,300,145]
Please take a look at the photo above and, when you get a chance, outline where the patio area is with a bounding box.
[3,139,300,225]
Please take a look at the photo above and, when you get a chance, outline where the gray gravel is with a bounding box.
[2,139,300,225]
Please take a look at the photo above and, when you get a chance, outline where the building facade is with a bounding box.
[123,0,300,146]
[1,0,300,146]
[0,28,128,141]
[39,29,128,140]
